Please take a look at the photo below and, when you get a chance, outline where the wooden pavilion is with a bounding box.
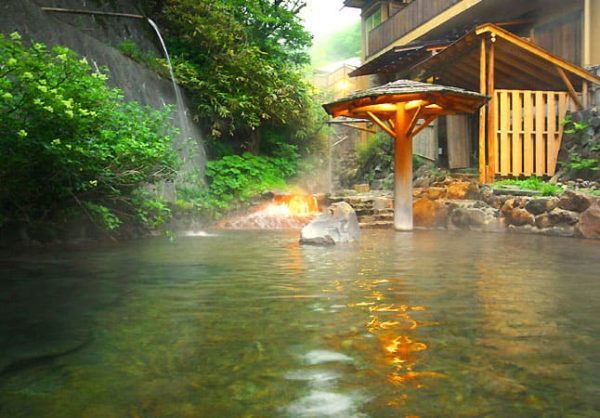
[323,80,486,231]
[394,23,600,183]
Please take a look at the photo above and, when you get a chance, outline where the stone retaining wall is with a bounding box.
[329,180,600,240]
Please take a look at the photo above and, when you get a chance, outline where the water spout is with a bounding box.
[146,18,190,139]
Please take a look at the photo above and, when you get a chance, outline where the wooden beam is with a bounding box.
[408,115,437,138]
[352,103,398,114]
[479,37,487,183]
[340,123,377,134]
[383,94,435,104]
[475,23,600,85]
[486,36,496,182]
[556,67,584,110]
[583,81,589,108]
[405,106,423,136]
[405,99,429,111]
[366,111,396,138]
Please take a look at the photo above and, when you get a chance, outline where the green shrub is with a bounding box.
[494,177,562,196]
[0,33,177,234]
[562,114,589,135]
[177,152,296,219]
[566,153,599,173]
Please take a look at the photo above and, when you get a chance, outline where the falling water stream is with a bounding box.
[147,18,190,139]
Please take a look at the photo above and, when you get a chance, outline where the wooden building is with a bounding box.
[344,0,600,181]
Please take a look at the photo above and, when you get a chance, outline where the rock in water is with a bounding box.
[300,202,360,246]
[578,201,600,239]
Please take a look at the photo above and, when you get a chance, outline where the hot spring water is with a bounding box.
[1,230,598,417]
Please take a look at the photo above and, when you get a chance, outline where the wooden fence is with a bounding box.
[494,90,576,177]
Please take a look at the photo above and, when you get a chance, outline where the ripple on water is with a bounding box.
[284,370,341,389]
[181,230,218,237]
[303,350,353,365]
[285,391,366,418]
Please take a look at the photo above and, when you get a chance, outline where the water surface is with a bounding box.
[1,230,599,417]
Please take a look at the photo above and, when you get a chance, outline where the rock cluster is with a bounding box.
[329,179,600,239]
[494,190,598,238]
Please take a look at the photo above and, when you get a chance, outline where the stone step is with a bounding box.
[360,220,393,229]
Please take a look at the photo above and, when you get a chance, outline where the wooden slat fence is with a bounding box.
[494,90,575,177]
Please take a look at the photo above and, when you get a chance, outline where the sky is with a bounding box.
[300,0,361,41]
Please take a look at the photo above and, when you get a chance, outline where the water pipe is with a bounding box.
[40,7,146,20]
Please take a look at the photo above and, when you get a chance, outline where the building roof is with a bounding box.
[349,40,450,77]
[411,24,600,91]
[352,24,600,92]
[343,0,369,8]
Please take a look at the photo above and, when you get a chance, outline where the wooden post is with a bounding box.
[556,66,584,110]
[584,0,591,67]
[478,38,487,183]
[583,81,589,108]
[486,35,496,182]
[394,103,413,231]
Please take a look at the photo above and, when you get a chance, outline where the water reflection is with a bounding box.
[344,273,444,414]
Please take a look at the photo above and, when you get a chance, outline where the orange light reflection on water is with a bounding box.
[346,278,445,409]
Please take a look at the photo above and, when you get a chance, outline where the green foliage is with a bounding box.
[311,21,361,67]
[494,177,563,196]
[178,152,297,218]
[352,133,428,188]
[562,114,589,135]
[0,33,177,234]
[354,133,394,185]
[357,133,393,167]
[566,153,599,173]
[207,153,294,201]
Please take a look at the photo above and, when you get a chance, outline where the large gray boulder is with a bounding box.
[300,202,360,246]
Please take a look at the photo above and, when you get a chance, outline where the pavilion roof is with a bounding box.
[323,79,487,119]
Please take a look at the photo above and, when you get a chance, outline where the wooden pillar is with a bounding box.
[486,35,496,182]
[478,38,487,183]
[394,102,413,231]
[584,0,591,67]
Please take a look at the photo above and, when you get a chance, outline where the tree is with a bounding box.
[152,0,315,141]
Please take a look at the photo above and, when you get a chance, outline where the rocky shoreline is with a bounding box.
[327,179,600,240]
